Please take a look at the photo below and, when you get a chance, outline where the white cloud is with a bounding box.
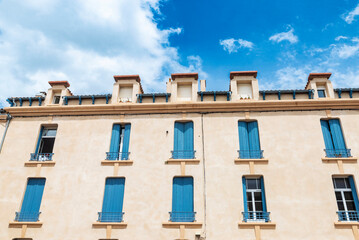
[343,3,359,24]
[0,0,206,106]
[331,38,359,59]
[219,38,254,53]
[269,26,298,44]
[335,36,348,41]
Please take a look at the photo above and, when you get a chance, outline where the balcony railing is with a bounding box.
[238,150,264,159]
[242,211,271,222]
[105,152,130,160]
[15,212,41,222]
[171,150,196,159]
[169,211,196,222]
[337,211,359,222]
[98,212,124,222]
[324,149,352,158]
[30,153,54,161]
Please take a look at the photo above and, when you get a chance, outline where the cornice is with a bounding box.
[4,99,359,117]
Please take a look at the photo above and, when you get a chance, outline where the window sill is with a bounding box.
[322,157,357,163]
[166,159,200,164]
[101,160,133,166]
[24,161,56,167]
[162,222,202,228]
[335,221,359,227]
[238,221,276,228]
[9,221,43,228]
[92,222,127,229]
[234,158,269,164]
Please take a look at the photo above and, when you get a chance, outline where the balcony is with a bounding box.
[105,152,130,161]
[98,212,124,222]
[324,149,352,158]
[238,150,264,159]
[30,153,54,161]
[337,211,359,222]
[15,212,41,222]
[171,150,196,159]
[169,211,196,222]
[242,211,271,222]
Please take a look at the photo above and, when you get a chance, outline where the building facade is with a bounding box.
[1,72,359,240]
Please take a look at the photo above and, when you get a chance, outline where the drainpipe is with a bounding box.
[0,113,12,153]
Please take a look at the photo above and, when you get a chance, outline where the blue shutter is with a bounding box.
[20,178,46,222]
[35,127,44,154]
[260,177,267,212]
[109,124,121,160]
[329,119,347,156]
[172,177,194,222]
[248,121,261,158]
[184,122,194,159]
[121,124,131,160]
[174,122,185,159]
[238,122,250,158]
[321,120,334,156]
[101,178,125,222]
[349,176,359,211]
[242,177,248,222]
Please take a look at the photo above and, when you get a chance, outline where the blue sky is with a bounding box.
[1,0,359,106]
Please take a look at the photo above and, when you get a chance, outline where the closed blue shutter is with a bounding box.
[329,119,347,157]
[248,121,261,158]
[109,124,121,160]
[121,124,131,160]
[184,122,194,159]
[349,176,359,211]
[238,122,250,158]
[101,178,125,222]
[172,177,194,222]
[174,122,184,159]
[35,127,44,154]
[19,178,46,222]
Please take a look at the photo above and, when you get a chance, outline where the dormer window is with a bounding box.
[119,86,133,103]
[52,95,61,104]
[177,84,192,101]
[237,83,253,99]
[317,87,326,98]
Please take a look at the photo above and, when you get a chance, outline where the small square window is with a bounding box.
[53,95,61,104]
[318,89,326,98]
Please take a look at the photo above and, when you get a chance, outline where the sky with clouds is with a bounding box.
[1,0,359,106]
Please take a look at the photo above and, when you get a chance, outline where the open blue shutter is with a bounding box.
[260,177,267,212]
[349,176,359,211]
[329,120,347,156]
[109,124,121,160]
[242,177,248,212]
[248,121,261,158]
[174,122,184,159]
[20,178,46,222]
[184,122,194,158]
[35,127,44,154]
[238,122,250,158]
[101,178,125,222]
[121,124,131,160]
[321,120,334,156]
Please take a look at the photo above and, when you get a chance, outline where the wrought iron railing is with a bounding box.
[15,212,41,222]
[105,152,130,160]
[324,149,352,158]
[30,153,54,161]
[242,211,271,222]
[98,212,124,222]
[337,211,359,222]
[238,150,264,159]
[169,211,196,222]
[171,150,196,159]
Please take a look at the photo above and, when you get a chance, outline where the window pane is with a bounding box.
[335,192,343,201]
[246,192,252,200]
[255,202,263,211]
[254,192,262,201]
[247,202,253,211]
[337,201,345,211]
[43,129,57,137]
[346,201,356,211]
[318,90,326,98]
[247,179,257,189]
[39,138,55,153]
[345,178,351,188]
[334,178,346,189]
[344,192,354,201]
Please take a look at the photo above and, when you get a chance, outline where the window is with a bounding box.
[242,176,269,222]
[99,178,125,222]
[320,119,349,158]
[107,124,131,160]
[318,89,326,98]
[333,177,359,221]
[173,121,194,159]
[171,177,194,222]
[32,126,57,161]
[16,178,46,222]
[52,95,61,104]
[119,86,133,102]
[177,84,192,101]
[237,83,253,99]
[238,121,262,159]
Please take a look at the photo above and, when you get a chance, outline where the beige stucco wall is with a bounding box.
[1,109,359,239]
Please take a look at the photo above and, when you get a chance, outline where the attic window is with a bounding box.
[317,85,327,98]
[52,95,61,104]
[119,86,133,103]
[237,83,252,99]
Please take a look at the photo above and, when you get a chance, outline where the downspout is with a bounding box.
[0,113,12,153]
[201,114,207,239]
